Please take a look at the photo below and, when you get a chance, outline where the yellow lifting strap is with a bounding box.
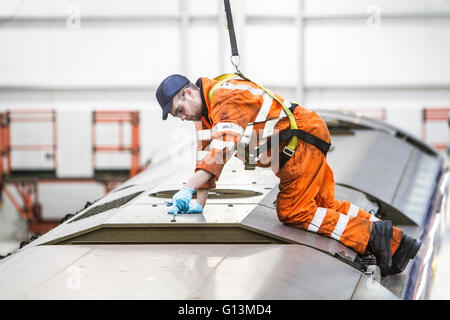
[208,72,299,155]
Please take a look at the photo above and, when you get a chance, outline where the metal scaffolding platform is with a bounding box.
[0,110,144,234]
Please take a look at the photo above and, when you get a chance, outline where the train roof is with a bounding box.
[0,109,446,299]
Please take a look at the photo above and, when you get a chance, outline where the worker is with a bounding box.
[155,74,421,276]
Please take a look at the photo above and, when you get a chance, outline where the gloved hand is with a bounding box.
[185,201,203,214]
[167,201,203,215]
[167,203,179,216]
[166,186,195,215]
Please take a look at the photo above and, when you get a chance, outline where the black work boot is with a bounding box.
[366,220,393,276]
[389,234,422,275]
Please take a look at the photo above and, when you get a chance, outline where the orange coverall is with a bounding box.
[194,76,402,255]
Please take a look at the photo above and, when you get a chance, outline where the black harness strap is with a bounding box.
[224,0,239,58]
[282,129,331,156]
[220,3,330,169]
[257,129,330,156]
[256,125,331,169]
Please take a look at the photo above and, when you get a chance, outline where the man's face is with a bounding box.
[169,87,202,121]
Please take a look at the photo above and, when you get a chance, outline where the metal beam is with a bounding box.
[303,12,450,21]
[244,13,450,25]
[0,11,448,28]
[0,15,219,28]
[305,84,450,91]
[1,84,449,93]
[0,85,157,92]
[246,16,296,25]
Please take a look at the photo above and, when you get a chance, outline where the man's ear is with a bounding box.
[185,87,198,99]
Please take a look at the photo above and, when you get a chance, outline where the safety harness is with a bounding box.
[214,0,331,169]
[208,73,330,169]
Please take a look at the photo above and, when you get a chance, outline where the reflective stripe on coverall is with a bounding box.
[194,77,403,255]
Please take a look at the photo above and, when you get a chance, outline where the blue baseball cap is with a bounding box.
[156,74,190,120]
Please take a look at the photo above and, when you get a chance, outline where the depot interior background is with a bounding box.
[0,0,448,254]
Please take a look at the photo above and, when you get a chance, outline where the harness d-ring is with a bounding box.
[230,54,241,74]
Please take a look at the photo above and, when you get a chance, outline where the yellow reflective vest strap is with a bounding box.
[207,73,298,154]
[208,73,239,103]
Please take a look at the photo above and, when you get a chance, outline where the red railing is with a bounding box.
[0,109,143,234]
[92,110,141,178]
[3,110,57,173]
[422,107,450,150]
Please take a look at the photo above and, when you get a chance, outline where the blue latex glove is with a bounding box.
[185,201,203,214]
[166,186,195,215]
[167,203,179,216]
[167,201,203,215]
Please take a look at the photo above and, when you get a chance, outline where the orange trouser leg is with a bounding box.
[276,141,373,254]
[315,162,380,221]
[291,206,373,255]
[276,141,402,255]
[315,161,403,254]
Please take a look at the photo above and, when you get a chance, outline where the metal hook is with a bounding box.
[230,54,241,74]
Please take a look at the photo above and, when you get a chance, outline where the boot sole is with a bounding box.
[407,238,421,260]
[389,237,422,275]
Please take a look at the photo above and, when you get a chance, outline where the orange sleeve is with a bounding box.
[194,120,215,189]
[195,93,252,187]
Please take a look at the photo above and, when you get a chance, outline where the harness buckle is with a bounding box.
[230,55,241,74]
[282,146,295,158]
